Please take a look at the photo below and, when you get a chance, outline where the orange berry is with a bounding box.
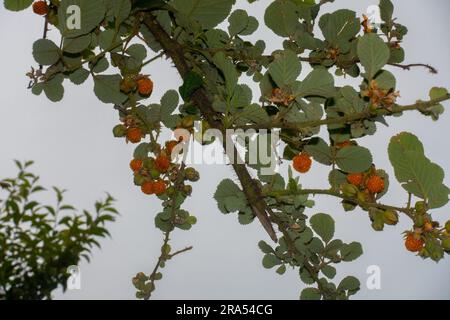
[404,233,424,252]
[165,140,179,157]
[366,175,385,194]
[32,1,49,15]
[347,173,364,187]
[154,154,170,173]
[126,127,142,144]
[137,77,154,96]
[153,180,167,196]
[130,159,143,172]
[292,153,312,173]
[141,181,154,195]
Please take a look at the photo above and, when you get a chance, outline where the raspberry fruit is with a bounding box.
[165,140,179,157]
[347,173,364,187]
[33,1,49,15]
[130,159,143,172]
[141,181,154,195]
[366,175,385,193]
[154,154,170,173]
[153,180,167,196]
[126,127,142,144]
[292,153,312,173]
[137,77,154,96]
[404,233,424,252]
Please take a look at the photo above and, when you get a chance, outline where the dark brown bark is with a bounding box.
[143,14,278,242]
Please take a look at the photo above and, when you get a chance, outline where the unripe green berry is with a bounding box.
[383,210,399,225]
[113,124,127,137]
[183,185,193,196]
[185,167,200,182]
[442,238,450,251]
[445,220,450,233]
[341,183,358,198]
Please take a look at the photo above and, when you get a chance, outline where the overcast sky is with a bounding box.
[0,0,449,300]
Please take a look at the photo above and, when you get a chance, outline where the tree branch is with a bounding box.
[143,14,278,242]
[266,188,414,219]
[238,94,450,131]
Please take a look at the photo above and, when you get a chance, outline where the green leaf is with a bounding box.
[379,0,394,23]
[335,146,373,173]
[179,71,203,101]
[214,179,247,214]
[268,50,301,88]
[171,0,234,29]
[264,0,299,37]
[319,9,360,45]
[93,74,128,104]
[126,44,147,62]
[213,52,238,96]
[262,254,281,269]
[293,68,335,98]
[425,87,447,120]
[43,75,65,102]
[112,0,131,25]
[69,68,90,85]
[374,70,396,90]
[304,138,332,166]
[299,267,315,285]
[276,264,286,275]
[234,104,270,125]
[4,0,33,11]
[258,241,273,254]
[388,132,449,208]
[300,288,321,300]
[63,34,91,54]
[340,242,363,262]
[310,213,334,243]
[32,39,61,66]
[228,9,258,36]
[321,265,336,279]
[338,276,360,293]
[161,90,180,127]
[357,33,390,79]
[58,0,106,38]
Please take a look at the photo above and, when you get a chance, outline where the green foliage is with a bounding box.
[0,161,118,300]
[388,132,449,209]
[6,0,450,300]
[357,33,390,79]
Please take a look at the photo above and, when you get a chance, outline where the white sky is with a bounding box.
[0,0,449,299]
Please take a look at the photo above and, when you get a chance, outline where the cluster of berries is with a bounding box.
[113,114,147,144]
[129,141,198,198]
[120,75,154,96]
